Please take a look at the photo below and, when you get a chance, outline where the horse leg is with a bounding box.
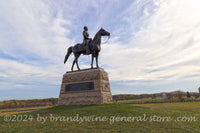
[75,54,80,70]
[91,54,94,69]
[96,54,99,68]
[71,60,75,71]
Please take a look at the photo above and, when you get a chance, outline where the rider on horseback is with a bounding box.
[83,26,92,54]
[64,27,110,71]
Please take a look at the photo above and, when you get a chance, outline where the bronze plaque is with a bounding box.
[65,82,94,92]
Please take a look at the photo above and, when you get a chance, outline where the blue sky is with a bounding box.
[0,0,200,101]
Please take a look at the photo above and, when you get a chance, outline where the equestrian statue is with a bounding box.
[64,26,110,71]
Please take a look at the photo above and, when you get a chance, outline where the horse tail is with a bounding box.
[64,46,73,64]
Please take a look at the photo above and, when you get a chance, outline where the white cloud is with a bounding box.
[0,0,72,92]
[100,0,200,86]
[0,0,72,64]
[0,58,63,90]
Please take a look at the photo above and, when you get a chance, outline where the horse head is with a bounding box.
[100,27,110,37]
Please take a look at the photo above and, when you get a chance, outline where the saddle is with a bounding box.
[82,39,93,51]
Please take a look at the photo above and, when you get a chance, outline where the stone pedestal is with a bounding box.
[58,68,113,105]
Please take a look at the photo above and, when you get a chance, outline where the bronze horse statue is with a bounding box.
[64,28,110,71]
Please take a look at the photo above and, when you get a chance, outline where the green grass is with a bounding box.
[116,98,167,103]
[133,102,200,113]
[116,97,200,104]
[0,103,200,133]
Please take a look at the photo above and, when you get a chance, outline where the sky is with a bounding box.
[0,0,200,101]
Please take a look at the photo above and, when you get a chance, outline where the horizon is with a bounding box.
[1,0,200,101]
[1,90,199,102]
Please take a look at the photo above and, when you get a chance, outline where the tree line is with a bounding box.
[113,91,199,101]
[0,98,58,109]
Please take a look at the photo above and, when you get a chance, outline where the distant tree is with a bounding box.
[139,94,143,99]
[10,102,15,108]
[167,93,172,99]
[21,102,26,107]
[194,94,199,99]
[177,92,183,101]
[199,87,200,97]
[3,102,9,109]
[16,101,20,108]
[52,99,58,105]
[186,92,191,98]
[48,102,53,106]
[152,94,156,99]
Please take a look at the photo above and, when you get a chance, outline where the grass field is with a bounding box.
[116,98,168,103]
[133,102,200,113]
[0,106,50,116]
[116,97,200,104]
[0,103,200,133]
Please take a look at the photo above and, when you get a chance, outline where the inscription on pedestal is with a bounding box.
[65,82,94,92]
